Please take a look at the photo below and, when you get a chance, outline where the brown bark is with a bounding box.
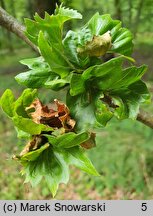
[0,7,39,53]
[137,110,153,130]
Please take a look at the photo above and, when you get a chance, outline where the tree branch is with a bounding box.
[0,7,153,130]
[0,7,39,53]
[137,109,153,130]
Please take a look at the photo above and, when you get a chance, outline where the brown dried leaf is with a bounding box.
[81,132,96,149]
[19,135,42,156]
[12,135,43,159]
[26,98,75,131]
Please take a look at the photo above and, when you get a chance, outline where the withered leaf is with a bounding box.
[19,135,42,156]
[12,135,43,159]
[26,98,75,131]
[81,132,96,149]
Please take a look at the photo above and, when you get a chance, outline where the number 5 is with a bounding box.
[141,203,147,211]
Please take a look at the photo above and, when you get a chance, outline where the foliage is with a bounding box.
[0,5,150,196]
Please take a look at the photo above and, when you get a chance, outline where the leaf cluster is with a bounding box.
[0,5,150,196]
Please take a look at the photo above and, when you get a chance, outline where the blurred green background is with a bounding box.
[0,0,153,199]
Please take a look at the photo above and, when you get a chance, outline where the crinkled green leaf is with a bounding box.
[125,81,150,119]
[129,80,150,102]
[111,23,133,55]
[63,29,92,67]
[111,65,147,90]
[82,56,123,81]
[110,80,150,119]
[25,5,82,47]
[12,115,53,135]
[19,143,50,161]
[0,89,37,118]
[21,146,70,197]
[38,31,70,78]
[15,69,58,88]
[20,56,47,69]
[55,5,82,19]
[63,30,81,66]
[70,73,85,96]
[45,131,90,148]
[17,56,70,90]
[14,89,37,117]
[21,144,99,197]
[95,94,114,126]
[0,89,15,117]
[15,127,31,139]
[44,75,71,90]
[111,96,128,119]
[67,91,107,131]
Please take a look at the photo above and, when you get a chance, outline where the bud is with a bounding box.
[77,31,112,57]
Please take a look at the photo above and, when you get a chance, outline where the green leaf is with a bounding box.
[25,5,82,47]
[21,146,69,197]
[15,127,31,139]
[55,5,82,19]
[20,143,50,161]
[129,80,150,103]
[111,96,128,119]
[0,89,15,117]
[38,31,70,77]
[44,75,71,90]
[20,56,47,69]
[21,144,99,196]
[17,56,70,90]
[111,80,150,119]
[95,94,113,126]
[16,69,58,89]
[125,81,150,119]
[111,24,133,56]
[70,74,85,96]
[45,131,90,148]
[12,115,53,135]
[63,31,81,66]
[0,89,37,118]
[82,56,123,81]
[22,162,43,187]
[24,18,40,45]
[14,89,37,117]
[67,91,106,131]
[67,146,100,176]
[111,65,147,89]
[63,29,92,67]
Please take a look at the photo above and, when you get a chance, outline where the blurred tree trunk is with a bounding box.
[34,0,60,18]
[0,0,14,52]
[114,0,122,21]
[133,0,144,37]
[128,0,132,28]
[27,0,35,18]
